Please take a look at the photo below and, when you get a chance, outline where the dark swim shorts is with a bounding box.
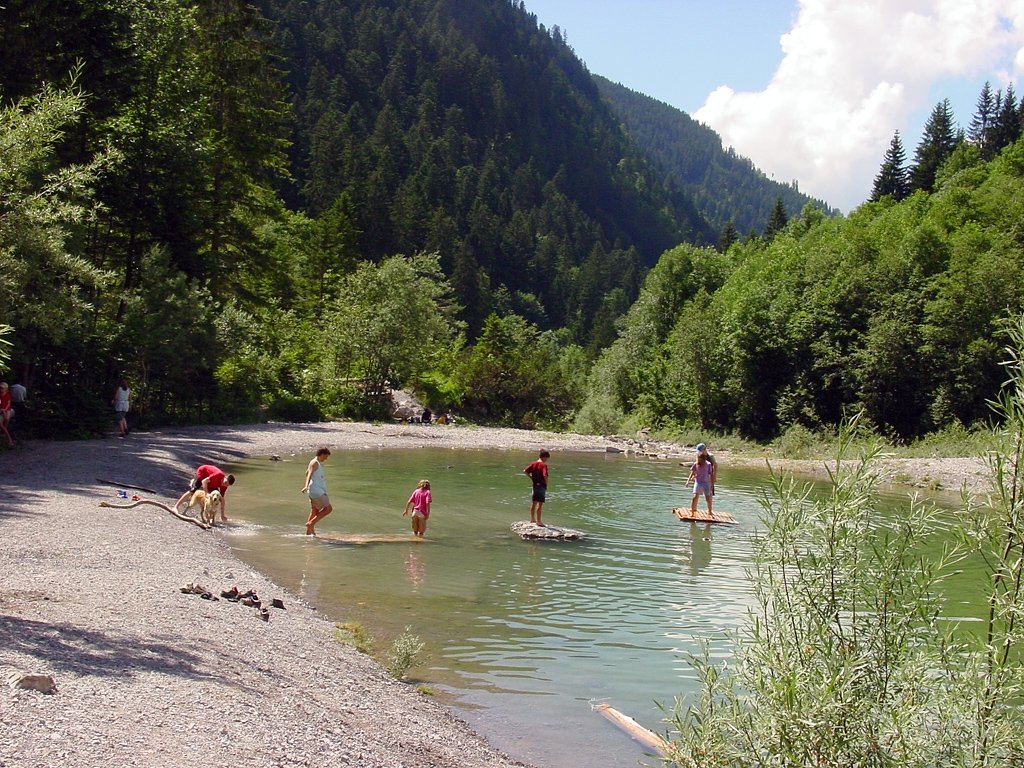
[532,484,547,503]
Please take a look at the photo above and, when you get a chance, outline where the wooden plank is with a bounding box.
[593,703,668,756]
[672,507,738,525]
[315,532,425,545]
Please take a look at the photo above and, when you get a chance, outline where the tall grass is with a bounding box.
[665,315,1024,767]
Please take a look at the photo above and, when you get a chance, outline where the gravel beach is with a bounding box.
[0,421,988,768]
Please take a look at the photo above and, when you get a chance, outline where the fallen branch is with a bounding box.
[96,478,158,494]
[99,498,210,530]
[593,702,667,756]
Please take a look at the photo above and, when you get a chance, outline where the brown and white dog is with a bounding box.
[186,488,223,526]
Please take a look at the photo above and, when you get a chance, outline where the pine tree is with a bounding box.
[717,219,739,252]
[909,99,958,193]
[991,83,1021,154]
[764,197,788,240]
[968,81,996,157]
[870,131,909,202]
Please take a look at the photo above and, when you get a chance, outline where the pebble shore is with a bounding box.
[0,421,986,767]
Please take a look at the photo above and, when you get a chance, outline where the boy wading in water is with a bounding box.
[523,449,550,526]
[403,479,432,537]
[301,447,333,535]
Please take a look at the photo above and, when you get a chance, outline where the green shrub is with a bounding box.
[335,621,374,655]
[386,627,425,679]
[772,422,829,458]
[666,316,1024,766]
[266,393,323,423]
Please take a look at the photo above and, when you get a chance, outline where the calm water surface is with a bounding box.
[223,448,968,768]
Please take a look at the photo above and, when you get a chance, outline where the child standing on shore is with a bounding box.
[403,479,432,537]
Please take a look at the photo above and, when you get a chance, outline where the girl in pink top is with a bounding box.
[403,479,432,537]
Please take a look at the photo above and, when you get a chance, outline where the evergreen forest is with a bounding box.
[2,0,1024,444]
[593,75,831,236]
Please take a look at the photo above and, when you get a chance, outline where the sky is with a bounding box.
[523,0,1024,213]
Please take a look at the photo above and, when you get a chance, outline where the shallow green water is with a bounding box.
[223,447,975,768]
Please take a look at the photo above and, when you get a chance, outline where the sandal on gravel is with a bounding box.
[238,589,256,600]
[200,591,219,601]
[256,606,270,621]
[241,597,261,608]
[270,598,285,610]
[221,586,240,601]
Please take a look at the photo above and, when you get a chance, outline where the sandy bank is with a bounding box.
[0,421,988,768]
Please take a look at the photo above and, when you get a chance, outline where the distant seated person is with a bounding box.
[0,382,12,446]
[175,464,235,522]
[421,407,432,424]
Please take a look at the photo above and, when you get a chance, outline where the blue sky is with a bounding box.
[523,1,1024,212]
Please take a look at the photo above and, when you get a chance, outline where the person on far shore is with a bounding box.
[523,449,550,526]
[403,479,432,537]
[175,464,235,522]
[685,448,714,517]
[112,378,130,438]
[301,447,333,536]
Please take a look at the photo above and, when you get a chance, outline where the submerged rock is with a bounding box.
[511,521,585,540]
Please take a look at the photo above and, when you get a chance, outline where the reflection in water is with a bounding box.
[689,522,713,576]
[405,550,425,590]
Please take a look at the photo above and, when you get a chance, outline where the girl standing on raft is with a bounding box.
[403,479,432,537]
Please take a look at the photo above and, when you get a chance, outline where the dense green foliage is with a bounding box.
[667,321,1024,766]
[593,76,831,236]
[0,0,731,433]
[2,0,1022,442]
[577,139,1024,440]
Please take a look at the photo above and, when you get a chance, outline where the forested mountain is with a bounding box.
[258,0,716,339]
[5,0,1022,442]
[0,0,723,433]
[594,76,832,235]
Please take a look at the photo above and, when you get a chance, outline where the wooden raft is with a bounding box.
[672,507,738,525]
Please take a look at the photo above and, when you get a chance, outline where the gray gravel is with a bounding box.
[0,422,620,768]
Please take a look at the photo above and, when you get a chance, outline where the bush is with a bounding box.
[335,621,374,655]
[665,316,1024,766]
[266,393,323,422]
[572,390,623,435]
[772,422,828,458]
[386,627,425,680]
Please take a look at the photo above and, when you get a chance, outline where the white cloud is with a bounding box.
[693,0,1024,212]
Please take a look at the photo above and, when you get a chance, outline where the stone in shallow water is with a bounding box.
[510,521,585,540]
